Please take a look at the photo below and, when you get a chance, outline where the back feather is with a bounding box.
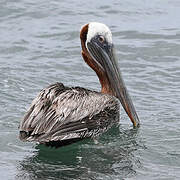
[19,82,120,146]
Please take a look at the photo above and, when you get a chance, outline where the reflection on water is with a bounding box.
[16,127,143,179]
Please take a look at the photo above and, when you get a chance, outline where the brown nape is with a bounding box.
[80,24,114,96]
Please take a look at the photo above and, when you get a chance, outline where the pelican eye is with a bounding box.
[98,35,105,43]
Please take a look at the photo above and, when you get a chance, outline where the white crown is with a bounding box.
[86,22,112,44]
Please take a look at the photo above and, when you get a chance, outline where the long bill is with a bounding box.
[87,42,140,127]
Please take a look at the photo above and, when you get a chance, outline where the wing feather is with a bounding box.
[19,83,120,144]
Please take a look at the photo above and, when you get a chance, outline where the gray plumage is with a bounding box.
[19,83,120,147]
[19,22,140,148]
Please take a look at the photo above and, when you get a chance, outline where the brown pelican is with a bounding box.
[19,22,139,147]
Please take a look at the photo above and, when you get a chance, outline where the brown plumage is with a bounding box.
[19,22,139,147]
[19,83,119,147]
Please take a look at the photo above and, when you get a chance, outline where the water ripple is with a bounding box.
[0,0,180,179]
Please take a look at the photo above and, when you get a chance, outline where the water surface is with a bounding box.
[0,0,180,179]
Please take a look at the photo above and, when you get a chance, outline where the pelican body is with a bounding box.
[19,22,139,147]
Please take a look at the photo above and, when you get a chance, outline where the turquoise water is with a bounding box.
[0,0,180,179]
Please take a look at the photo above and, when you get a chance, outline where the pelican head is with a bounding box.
[80,22,140,127]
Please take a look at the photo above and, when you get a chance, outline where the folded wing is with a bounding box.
[19,83,119,146]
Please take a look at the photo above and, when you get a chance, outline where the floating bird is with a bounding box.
[19,22,139,147]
